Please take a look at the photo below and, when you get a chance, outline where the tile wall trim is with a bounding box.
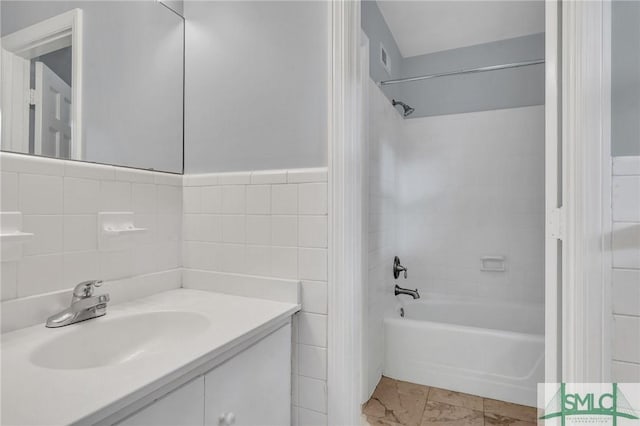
[0,152,183,184]
[182,269,300,304]
[184,167,327,187]
[613,156,640,176]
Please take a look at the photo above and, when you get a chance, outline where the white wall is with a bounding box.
[183,1,329,173]
[0,1,184,173]
[0,152,182,326]
[399,34,544,119]
[396,105,545,304]
[180,168,329,425]
[612,0,640,156]
[365,81,401,398]
[611,157,640,382]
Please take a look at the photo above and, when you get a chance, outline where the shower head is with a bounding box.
[392,99,415,117]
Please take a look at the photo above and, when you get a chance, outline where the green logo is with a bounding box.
[540,383,639,425]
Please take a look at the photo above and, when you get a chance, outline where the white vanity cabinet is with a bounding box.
[117,378,205,426]
[115,324,291,426]
[2,289,299,426]
[204,323,291,426]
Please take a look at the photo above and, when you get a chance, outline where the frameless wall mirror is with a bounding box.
[0,1,184,173]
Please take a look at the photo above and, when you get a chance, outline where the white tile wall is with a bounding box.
[365,81,401,398]
[2,155,326,421]
[611,156,640,381]
[181,168,328,422]
[1,172,19,211]
[397,105,545,304]
[298,408,327,426]
[0,153,183,304]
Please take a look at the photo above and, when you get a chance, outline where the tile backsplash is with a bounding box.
[1,153,329,424]
[0,153,182,301]
[181,167,329,421]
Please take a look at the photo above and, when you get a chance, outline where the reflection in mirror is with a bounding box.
[32,47,74,159]
[1,9,80,161]
[0,2,184,173]
[160,0,184,17]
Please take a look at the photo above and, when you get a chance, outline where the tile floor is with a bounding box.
[363,376,539,426]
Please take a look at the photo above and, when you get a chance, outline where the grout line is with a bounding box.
[613,313,640,319]
[293,405,328,416]
[612,358,640,365]
[296,372,327,381]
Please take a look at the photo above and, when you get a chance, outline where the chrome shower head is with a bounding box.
[392,99,415,117]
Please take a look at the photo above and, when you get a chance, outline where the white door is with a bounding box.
[34,61,72,158]
[1,47,30,153]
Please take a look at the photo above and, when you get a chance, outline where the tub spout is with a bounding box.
[395,284,420,299]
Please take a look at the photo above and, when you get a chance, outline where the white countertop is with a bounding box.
[1,289,299,426]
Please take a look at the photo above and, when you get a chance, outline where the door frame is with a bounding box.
[559,0,613,382]
[327,1,365,424]
[329,0,614,420]
[1,9,83,159]
[545,0,561,384]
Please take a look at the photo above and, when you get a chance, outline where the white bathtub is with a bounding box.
[384,297,544,407]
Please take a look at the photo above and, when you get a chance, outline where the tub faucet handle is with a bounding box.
[393,256,407,279]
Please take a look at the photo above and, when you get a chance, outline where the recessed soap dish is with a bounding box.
[0,212,34,261]
[98,212,148,250]
[0,232,35,243]
[480,256,506,272]
[102,226,147,236]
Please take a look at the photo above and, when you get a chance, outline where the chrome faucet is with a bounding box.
[46,280,110,328]
[395,284,420,299]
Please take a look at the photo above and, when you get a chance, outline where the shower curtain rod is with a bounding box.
[379,59,545,86]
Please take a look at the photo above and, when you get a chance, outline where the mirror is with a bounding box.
[0,1,184,173]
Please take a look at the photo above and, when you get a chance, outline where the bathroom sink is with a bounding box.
[30,311,210,370]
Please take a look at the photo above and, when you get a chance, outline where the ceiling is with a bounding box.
[376,1,545,58]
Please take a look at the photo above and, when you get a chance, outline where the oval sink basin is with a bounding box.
[30,311,210,370]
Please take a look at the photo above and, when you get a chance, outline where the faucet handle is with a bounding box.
[393,256,408,279]
[72,280,103,298]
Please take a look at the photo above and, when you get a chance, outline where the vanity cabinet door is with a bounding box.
[116,377,204,426]
[204,324,291,426]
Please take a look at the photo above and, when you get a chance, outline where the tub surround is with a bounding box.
[366,81,544,405]
[365,80,401,398]
[611,156,640,381]
[397,105,545,304]
[2,289,299,426]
